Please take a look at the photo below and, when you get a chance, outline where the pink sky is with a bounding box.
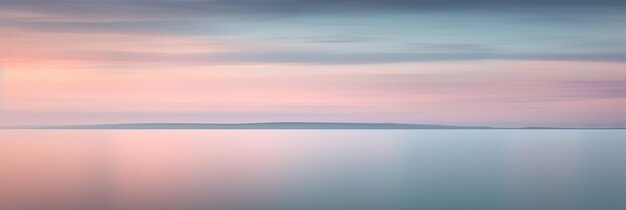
[1,2,626,128]
[2,59,625,127]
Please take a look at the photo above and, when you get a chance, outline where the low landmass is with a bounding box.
[18,122,492,129]
[1,122,621,129]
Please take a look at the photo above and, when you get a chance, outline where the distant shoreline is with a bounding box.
[1,122,624,130]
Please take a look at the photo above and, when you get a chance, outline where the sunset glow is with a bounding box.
[1,0,625,127]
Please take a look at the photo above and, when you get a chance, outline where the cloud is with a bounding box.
[44,49,626,65]
[1,0,625,21]
[2,1,625,66]
[409,43,496,52]
[233,51,626,64]
[2,20,216,35]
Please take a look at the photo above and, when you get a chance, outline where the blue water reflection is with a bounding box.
[0,130,625,210]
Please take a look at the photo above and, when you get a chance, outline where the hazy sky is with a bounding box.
[1,0,625,127]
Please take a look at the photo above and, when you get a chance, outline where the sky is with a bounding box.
[1,0,625,127]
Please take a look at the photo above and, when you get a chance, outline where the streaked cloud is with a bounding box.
[1,0,625,127]
[2,0,625,19]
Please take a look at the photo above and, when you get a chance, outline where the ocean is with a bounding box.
[1,130,625,210]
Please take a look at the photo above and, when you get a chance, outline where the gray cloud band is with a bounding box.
[49,50,626,65]
[1,0,625,19]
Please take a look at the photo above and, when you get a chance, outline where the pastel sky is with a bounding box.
[1,0,625,127]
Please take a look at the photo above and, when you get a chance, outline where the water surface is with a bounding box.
[1,130,625,210]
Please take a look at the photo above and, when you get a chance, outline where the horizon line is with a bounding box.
[1,122,624,130]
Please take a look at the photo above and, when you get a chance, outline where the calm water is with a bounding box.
[1,130,625,210]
